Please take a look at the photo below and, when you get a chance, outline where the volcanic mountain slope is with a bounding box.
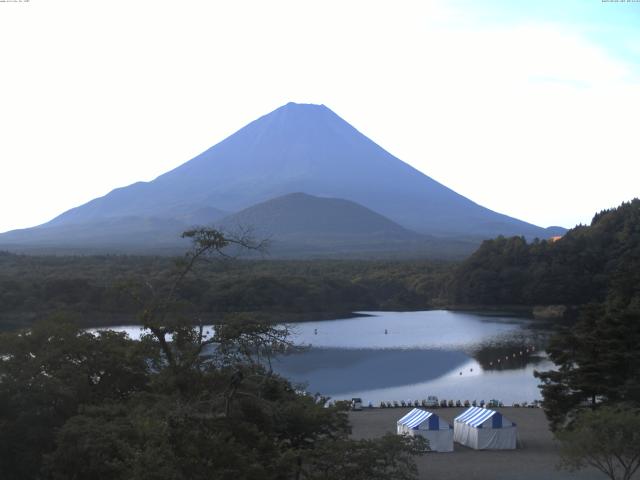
[0,193,478,258]
[217,193,477,258]
[0,102,564,254]
[0,216,193,254]
[220,192,416,240]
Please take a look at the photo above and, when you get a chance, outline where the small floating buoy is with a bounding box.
[459,371,462,375]
[470,368,473,372]
[314,329,317,335]
[497,359,501,363]
[384,329,388,335]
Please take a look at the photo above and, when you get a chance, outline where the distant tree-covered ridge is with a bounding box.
[450,199,640,308]
[0,254,452,330]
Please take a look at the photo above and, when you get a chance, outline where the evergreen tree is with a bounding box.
[0,228,426,480]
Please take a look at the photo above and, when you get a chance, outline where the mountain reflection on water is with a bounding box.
[92,310,554,404]
[273,311,554,404]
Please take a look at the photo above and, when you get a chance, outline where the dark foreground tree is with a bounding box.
[534,303,640,430]
[0,319,150,480]
[557,406,640,480]
[308,434,427,480]
[0,228,426,480]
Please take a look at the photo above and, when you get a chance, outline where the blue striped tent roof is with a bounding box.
[397,408,434,429]
[454,407,498,428]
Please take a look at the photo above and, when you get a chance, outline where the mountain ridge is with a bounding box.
[0,102,566,255]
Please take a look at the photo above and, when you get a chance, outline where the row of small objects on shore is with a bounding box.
[347,399,542,409]
[378,399,504,409]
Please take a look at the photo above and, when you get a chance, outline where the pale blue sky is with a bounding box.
[0,0,638,233]
[454,0,640,64]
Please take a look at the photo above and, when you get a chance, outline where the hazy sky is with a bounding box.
[1,0,639,233]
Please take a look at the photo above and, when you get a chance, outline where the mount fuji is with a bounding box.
[0,102,564,256]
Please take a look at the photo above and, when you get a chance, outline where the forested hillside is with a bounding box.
[450,199,640,308]
[528,200,640,433]
[445,199,640,435]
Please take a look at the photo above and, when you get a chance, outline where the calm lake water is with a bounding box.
[96,310,554,405]
[274,310,554,405]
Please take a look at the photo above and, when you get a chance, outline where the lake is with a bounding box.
[95,310,555,406]
[274,310,554,406]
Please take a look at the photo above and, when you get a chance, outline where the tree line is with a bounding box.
[0,253,452,330]
[449,199,640,307]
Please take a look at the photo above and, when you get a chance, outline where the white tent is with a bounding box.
[396,408,454,452]
[453,406,517,450]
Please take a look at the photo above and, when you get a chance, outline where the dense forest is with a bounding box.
[450,199,640,309]
[446,199,640,436]
[446,200,640,478]
[530,201,640,439]
[0,254,452,330]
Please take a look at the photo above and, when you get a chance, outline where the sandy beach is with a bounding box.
[349,407,612,480]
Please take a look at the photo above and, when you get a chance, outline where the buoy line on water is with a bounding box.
[487,345,537,368]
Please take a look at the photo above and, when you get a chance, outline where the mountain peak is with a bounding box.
[280,102,329,110]
[282,101,327,110]
[266,102,335,124]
